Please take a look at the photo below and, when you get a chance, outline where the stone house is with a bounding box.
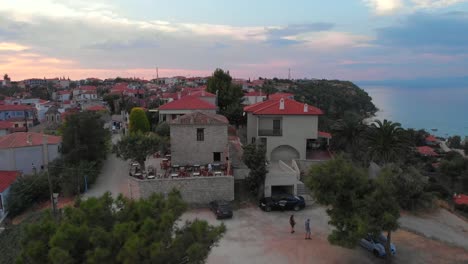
[44,106,62,127]
[170,111,228,166]
[159,96,216,123]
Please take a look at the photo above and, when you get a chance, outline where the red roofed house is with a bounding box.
[0,104,37,128]
[0,170,20,219]
[425,135,438,146]
[245,97,323,161]
[269,93,294,100]
[243,91,267,105]
[187,90,216,105]
[0,132,62,174]
[57,90,71,101]
[158,95,217,123]
[0,121,14,136]
[417,146,438,157]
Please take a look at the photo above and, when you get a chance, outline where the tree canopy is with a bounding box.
[129,107,150,134]
[61,111,110,163]
[242,144,268,197]
[366,119,409,165]
[17,191,225,264]
[289,80,377,130]
[206,69,244,125]
[113,132,161,168]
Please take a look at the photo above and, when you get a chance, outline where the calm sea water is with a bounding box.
[362,86,468,138]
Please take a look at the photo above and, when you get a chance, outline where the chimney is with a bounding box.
[304,103,308,113]
[279,98,285,110]
[202,90,205,96]
[177,91,181,100]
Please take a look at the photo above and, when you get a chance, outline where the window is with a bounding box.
[14,124,18,128]
[273,119,281,130]
[196,128,204,141]
[251,137,256,144]
[213,152,221,162]
[172,114,177,120]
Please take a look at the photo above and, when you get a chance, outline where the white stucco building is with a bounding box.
[0,132,61,174]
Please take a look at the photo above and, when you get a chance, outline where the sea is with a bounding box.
[361,86,468,139]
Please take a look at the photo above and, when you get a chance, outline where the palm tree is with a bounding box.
[331,112,367,162]
[366,119,409,165]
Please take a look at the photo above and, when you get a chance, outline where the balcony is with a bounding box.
[258,129,282,137]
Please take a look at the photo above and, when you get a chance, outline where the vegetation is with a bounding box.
[6,173,51,217]
[206,69,245,125]
[242,144,268,198]
[61,111,110,163]
[306,156,434,262]
[366,120,410,165]
[17,191,225,264]
[439,151,468,192]
[129,107,150,134]
[290,79,377,131]
[464,141,468,155]
[447,135,462,149]
[154,122,170,137]
[113,132,161,169]
[103,94,121,114]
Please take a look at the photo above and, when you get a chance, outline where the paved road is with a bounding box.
[181,205,468,264]
[83,134,133,199]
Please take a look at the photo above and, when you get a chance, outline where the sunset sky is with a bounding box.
[1,0,468,81]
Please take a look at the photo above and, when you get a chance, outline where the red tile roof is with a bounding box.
[159,96,216,111]
[0,132,61,149]
[0,105,35,111]
[454,194,468,205]
[244,98,323,116]
[417,146,438,156]
[0,121,14,129]
[318,131,332,139]
[189,90,216,98]
[0,171,20,192]
[79,85,97,91]
[171,111,228,125]
[269,93,294,100]
[426,135,438,142]
[58,90,71,95]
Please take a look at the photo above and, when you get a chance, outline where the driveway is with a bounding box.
[83,134,133,199]
[181,205,468,264]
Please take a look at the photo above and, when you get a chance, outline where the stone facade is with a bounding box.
[170,114,228,165]
[130,176,234,204]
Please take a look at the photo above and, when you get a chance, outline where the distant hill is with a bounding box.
[356,76,468,89]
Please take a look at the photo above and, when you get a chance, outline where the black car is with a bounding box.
[209,200,233,219]
[259,194,306,212]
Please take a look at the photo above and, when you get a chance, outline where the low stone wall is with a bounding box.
[130,176,235,205]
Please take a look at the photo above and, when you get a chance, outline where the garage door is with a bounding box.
[270,145,300,161]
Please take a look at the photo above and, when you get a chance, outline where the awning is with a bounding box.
[318,131,332,139]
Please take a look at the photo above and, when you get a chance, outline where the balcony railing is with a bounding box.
[258,129,282,136]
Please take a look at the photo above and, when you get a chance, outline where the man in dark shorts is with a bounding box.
[290,214,296,233]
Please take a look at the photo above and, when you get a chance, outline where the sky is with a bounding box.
[1,0,468,81]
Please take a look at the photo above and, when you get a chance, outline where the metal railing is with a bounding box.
[258,129,282,136]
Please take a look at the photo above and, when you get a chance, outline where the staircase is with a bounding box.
[296,182,315,205]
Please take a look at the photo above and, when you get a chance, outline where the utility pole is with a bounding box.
[47,171,58,221]
[288,68,291,80]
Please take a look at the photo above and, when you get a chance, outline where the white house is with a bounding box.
[0,132,61,174]
[244,97,324,161]
[243,91,267,105]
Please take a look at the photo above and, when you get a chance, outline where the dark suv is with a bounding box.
[209,200,233,219]
[259,194,306,212]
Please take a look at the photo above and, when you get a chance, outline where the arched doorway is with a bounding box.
[270,145,300,161]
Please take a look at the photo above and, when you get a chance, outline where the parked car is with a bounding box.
[360,234,396,258]
[209,200,233,219]
[259,194,306,212]
[129,162,145,179]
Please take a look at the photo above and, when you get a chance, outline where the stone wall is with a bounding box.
[170,124,228,165]
[130,176,234,205]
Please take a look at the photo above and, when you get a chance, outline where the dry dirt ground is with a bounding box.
[180,204,468,264]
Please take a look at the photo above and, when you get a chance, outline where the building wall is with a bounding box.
[244,95,267,105]
[171,123,228,165]
[246,114,318,160]
[0,144,60,174]
[0,187,11,219]
[246,113,258,144]
[0,129,7,136]
[131,176,234,204]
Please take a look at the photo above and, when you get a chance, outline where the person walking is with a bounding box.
[305,218,311,239]
[289,214,296,233]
